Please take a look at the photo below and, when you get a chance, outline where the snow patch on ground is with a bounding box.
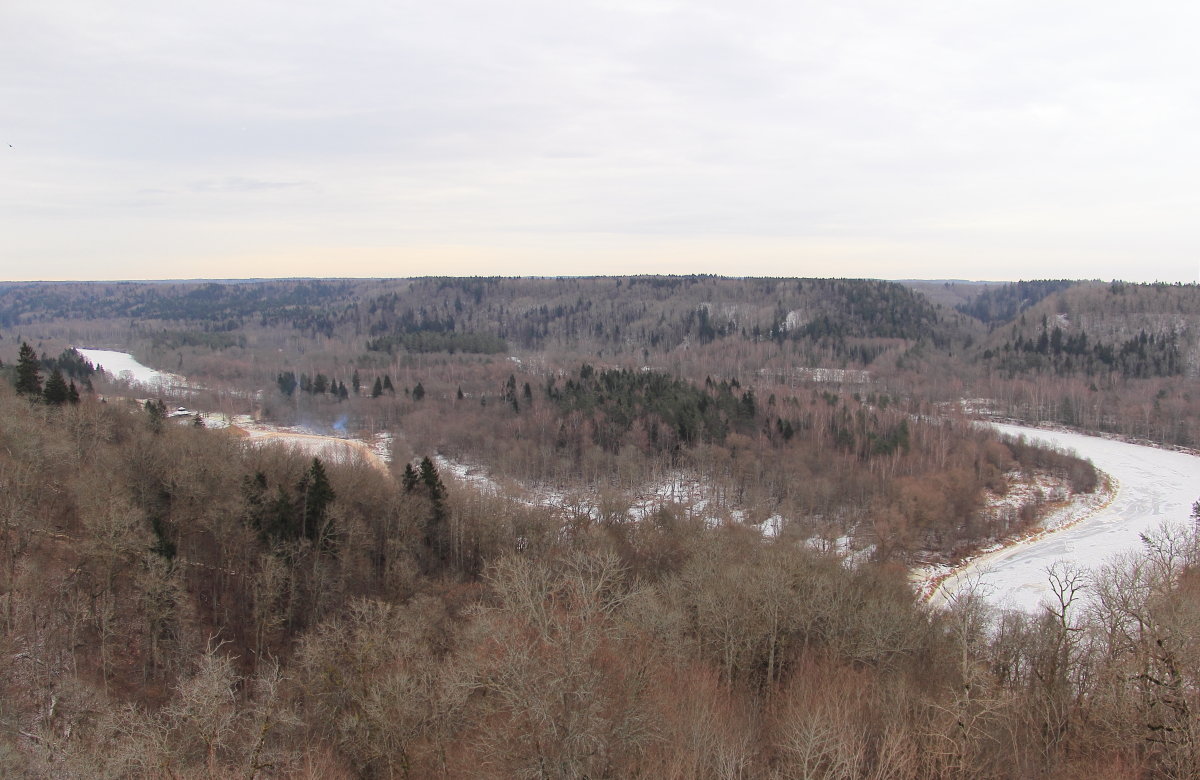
[761,367,872,384]
[975,472,1085,532]
[783,310,806,331]
[433,456,504,497]
[430,456,794,537]
[372,432,393,464]
[959,398,1001,416]
[203,412,231,429]
[762,514,784,538]
[983,475,1057,509]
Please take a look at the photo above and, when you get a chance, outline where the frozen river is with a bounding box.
[935,424,1200,613]
[75,348,184,388]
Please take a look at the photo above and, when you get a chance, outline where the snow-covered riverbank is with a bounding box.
[931,423,1200,613]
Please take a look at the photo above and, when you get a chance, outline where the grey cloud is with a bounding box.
[2,0,1197,281]
[190,178,308,193]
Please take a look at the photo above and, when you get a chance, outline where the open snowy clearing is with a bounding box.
[932,423,1200,613]
[434,453,781,533]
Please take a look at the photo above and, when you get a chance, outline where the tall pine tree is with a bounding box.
[297,458,336,547]
[417,456,450,575]
[14,342,41,397]
[42,369,69,405]
[402,463,419,492]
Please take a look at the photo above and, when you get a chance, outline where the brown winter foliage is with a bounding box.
[1,386,1198,778]
[5,275,1200,777]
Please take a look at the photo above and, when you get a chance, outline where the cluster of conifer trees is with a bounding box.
[276,370,401,401]
[6,342,83,405]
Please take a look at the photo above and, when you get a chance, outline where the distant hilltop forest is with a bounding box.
[4,276,1200,372]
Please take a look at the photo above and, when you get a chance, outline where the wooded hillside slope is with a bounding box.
[1,388,1198,778]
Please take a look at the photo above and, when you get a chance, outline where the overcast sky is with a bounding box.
[2,0,1198,282]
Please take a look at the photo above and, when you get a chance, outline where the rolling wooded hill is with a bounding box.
[2,276,965,365]
[9,275,1200,448]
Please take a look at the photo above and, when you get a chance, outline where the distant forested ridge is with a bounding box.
[976,281,1200,379]
[1,276,956,365]
[0,280,351,335]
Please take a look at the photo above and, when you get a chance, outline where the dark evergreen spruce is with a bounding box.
[402,463,419,492]
[297,458,335,546]
[417,456,449,574]
[14,342,41,397]
[42,369,69,405]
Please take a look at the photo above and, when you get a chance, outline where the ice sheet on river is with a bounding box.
[934,424,1200,613]
[75,348,184,388]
